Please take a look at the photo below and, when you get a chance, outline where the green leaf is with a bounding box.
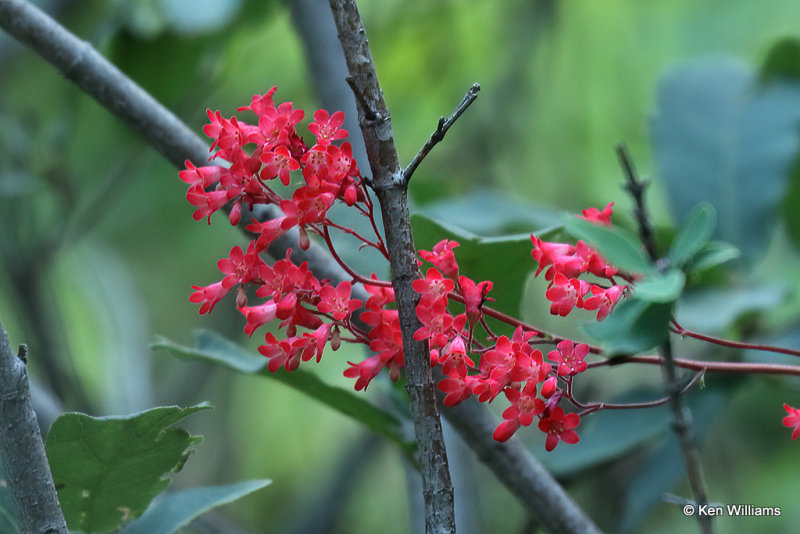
[0,460,20,534]
[120,480,271,534]
[584,298,673,355]
[761,38,800,84]
[153,331,416,458]
[633,269,686,303]
[669,202,716,267]
[689,241,740,272]
[562,215,652,275]
[411,213,555,323]
[418,188,562,235]
[653,57,800,263]
[46,404,210,533]
[782,162,800,251]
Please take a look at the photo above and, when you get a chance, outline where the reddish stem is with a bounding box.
[671,319,800,358]
[320,226,393,288]
[588,355,800,376]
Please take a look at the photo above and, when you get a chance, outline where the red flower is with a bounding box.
[260,146,300,186]
[419,240,460,279]
[580,201,614,226]
[218,243,263,289]
[239,300,278,337]
[179,160,223,187]
[548,340,589,376]
[318,281,362,322]
[582,284,625,321]
[185,185,229,224]
[493,383,544,442]
[545,273,589,317]
[439,373,476,407]
[439,335,474,377]
[189,281,228,314]
[308,109,348,145]
[538,407,580,451]
[259,333,305,372]
[413,268,454,307]
[343,355,385,391]
[458,275,493,326]
[502,382,545,427]
[783,403,800,440]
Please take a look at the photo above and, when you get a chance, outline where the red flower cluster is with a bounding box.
[531,206,629,321]
[181,89,634,450]
[414,240,596,448]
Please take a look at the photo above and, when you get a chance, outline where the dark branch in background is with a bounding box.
[327,1,456,532]
[0,323,68,534]
[0,3,602,533]
[288,0,370,173]
[616,144,711,534]
[0,0,209,170]
[403,83,481,184]
[615,144,658,260]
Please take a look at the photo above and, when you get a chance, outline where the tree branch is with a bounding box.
[0,323,68,533]
[403,83,481,184]
[617,144,711,534]
[0,4,603,532]
[327,2,455,532]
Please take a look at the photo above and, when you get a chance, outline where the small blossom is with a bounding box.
[413,268,454,307]
[439,373,477,407]
[260,146,300,186]
[538,407,580,451]
[439,335,474,377]
[548,340,589,376]
[582,284,625,321]
[189,281,229,314]
[419,240,460,279]
[308,109,348,145]
[239,300,278,337]
[343,355,385,391]
[458,275,493,326]
[580,202,614,226]
[545,273,589,317]
[783,403,800,440]
[318,281,362,321]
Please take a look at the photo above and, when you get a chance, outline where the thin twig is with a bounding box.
[615,144,658,261]
[0,322,68,533]
[617,144,712,534]
[590,354,800,376]
[403,83,481,184]
[671,319,800,358]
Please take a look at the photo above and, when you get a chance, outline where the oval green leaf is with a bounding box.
[669,202,716,268]
[46,405,210,533]
[120,480,271,534]
[634,269,686,303]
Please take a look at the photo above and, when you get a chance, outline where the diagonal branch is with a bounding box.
[616,143,711,534]
[0,323,68,534]
[0,3,602,532]
[403,83,481,184]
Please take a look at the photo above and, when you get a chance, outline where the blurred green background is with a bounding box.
[3,0,800,532]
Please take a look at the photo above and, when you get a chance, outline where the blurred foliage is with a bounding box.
[3,0,800,533]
